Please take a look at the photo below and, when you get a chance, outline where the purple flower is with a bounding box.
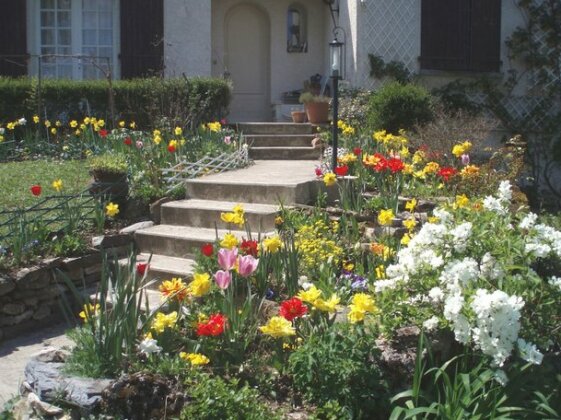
[218,247,238,271]
[461,154,470,166]
[351,277,368,291]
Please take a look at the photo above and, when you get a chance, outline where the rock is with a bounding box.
[27,392,64,416]
[62,253,101,271]
[33,304,52,320]
[101,372,184,420]
[2,302,26,315]
[0,277,16,296]
[120,220,154,235]
[91,234,132,249]
[259,299,280,322]
[149,197,172,224]
[0,309,33,326]
[32,347,71,363]
[24,297,40,306]
[24,354,112,410]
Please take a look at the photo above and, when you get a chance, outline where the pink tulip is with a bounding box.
[218,247,238,271]
[224,136,232,145]
[214,270,232,289]
[461,154,470,166]
[237,254,259,277]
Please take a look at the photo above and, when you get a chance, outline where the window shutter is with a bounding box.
[120,0,164,78]
[0,0,27,76]
[420,0,470,71]
[469,0,501,72]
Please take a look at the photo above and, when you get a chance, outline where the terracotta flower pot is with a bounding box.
[305,102,329,124]
[291,110,307,123]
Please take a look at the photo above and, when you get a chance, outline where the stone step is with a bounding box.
[186,179,319,205]
[135,225,271,258]
[238,122,314,135]
[161,199,279,230]
[134,253,196,286]
[249,146,322,160]
[245,134,316,148]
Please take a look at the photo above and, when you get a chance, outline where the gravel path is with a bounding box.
[0,323,72,407]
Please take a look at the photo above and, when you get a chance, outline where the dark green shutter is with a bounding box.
[120,0,164,78]
[0,0,27,76]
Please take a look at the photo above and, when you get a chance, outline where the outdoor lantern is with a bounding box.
[329,38,344,79]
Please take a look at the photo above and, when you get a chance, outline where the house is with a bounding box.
[0,0,534,122]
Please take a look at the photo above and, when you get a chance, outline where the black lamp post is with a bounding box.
[329,37,343,172]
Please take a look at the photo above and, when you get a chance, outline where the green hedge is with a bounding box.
[0,77,231,128]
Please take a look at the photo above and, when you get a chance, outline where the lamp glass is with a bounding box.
[329,39,343,78]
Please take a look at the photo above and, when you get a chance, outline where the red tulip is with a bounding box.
[99,129,108,138]
[167,144,176,153]
[353,147,362,156]
[30,184,42,196]
[387,157,405,173]
[438,167,458,182]
[196,313,227,336]
[279,297,308,321]
[201,243,214,257]
[123,136,132,146]
[334,165,349,176]
[315,167,323,177]
[240,239,259,257]
[136,263,149,276]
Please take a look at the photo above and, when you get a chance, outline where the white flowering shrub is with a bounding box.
[376,181,561,367]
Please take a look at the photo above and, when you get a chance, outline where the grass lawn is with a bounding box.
[0,159,91,210]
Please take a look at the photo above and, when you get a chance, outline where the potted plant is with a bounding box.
[299,92,330,124]
[88,153,129,203]
[291,107,307,123]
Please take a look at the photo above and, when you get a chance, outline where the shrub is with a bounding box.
[0,77,231,128]
[288,323,390,418]
[180,371,276,420]
[367,82,434,134]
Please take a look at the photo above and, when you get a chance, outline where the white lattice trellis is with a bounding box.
[357,0,420,89]
[162,146,250,193]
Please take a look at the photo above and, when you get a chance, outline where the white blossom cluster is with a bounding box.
[374,181,549,366]
[470,289,524,366]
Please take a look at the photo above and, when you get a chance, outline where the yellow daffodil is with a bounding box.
[347,293,376,323]
[375,265,385,279]
[79,303,100,321]
[220,233,238,249]
[105,202,119,217]
[262,235,282,253]
[151,311,178,333]
[460,165,480,178]
[377,209,394,226]
[405,198,417,212]
[174,126,183,136]
[452,141,472,158]
[70,120,78,128]
[55,120,61,127]
[207,121,222,132]
[454,194,470,209]
[129,121,136,129]
[313,293,340,313]
[52,179,63,192]
[50,128,57,135]
[323,172,336,187]
[401,233,411,245]
[297,285,322,305]
[403,217,417,231]
[187,273,211,297]
[159,277,187,300]
[423,161,440,175]
[180,352,210,366]
[33,115,40,124]
[259,316,296,338]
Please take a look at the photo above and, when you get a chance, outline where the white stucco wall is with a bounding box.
[164,0,212,77]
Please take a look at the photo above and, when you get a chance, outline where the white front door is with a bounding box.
[224,4,270,122]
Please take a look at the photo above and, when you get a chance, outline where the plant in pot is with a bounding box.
[88,153,129,205]
[291,106,307,123]
[299,92,330,124]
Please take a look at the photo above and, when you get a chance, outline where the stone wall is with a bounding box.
[0,235,133,342]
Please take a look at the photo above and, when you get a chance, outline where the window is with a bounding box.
[420,0,501,72]
[287,5,307,53]
[32,0,119,79]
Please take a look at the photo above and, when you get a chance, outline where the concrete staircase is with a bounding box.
[241,122,322,161]
[132,123,322,290]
